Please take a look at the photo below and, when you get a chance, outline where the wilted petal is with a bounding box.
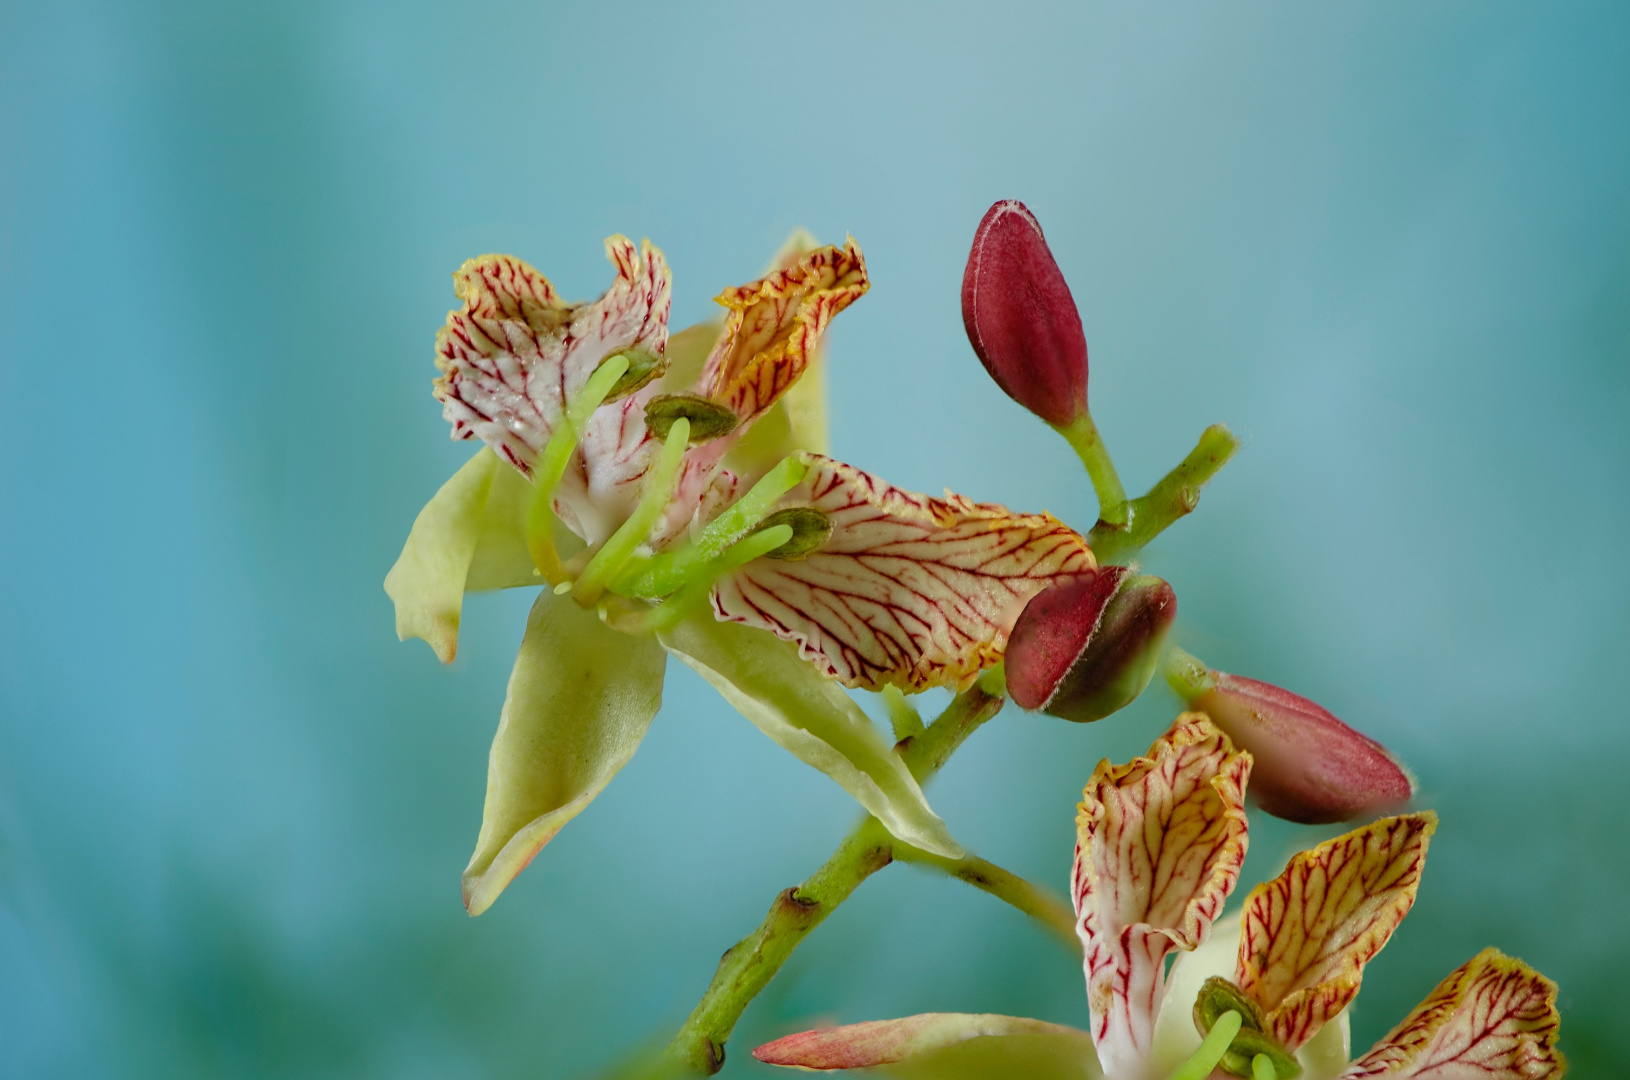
[1339,948,1563,1079]
[433,237,671,478]
[462,590,666,916]
[384,448,544,663]
[1237,813,1437,1051]
[1073,715,1251,1078]
[712,454,1096,691]
[753,1014,1094,1073]
[702,238,868,428]
[660,611,961,858]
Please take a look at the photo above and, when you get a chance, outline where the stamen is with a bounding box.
[571,417,691,606]
[631,523,795,635]
[526,354,631,584]
[1167,1009,1242,1080]
[615,455,809,600]
[1252,1053,1277,1080]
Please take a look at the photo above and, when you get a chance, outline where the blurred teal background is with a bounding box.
[3,1,1627,1076]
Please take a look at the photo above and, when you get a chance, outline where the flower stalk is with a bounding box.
[1088,423,1242,564]
[659,685,1036,1076]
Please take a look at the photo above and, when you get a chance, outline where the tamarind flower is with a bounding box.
[754,715,1564,1080]
[385,233,1095,915]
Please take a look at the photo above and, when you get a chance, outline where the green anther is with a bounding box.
[616,455,809,600]
[1168,1009,1243,1080]
[1193,978,1300,1079]
[572,416,691,606]
[604,348,666,402]
[1252,1054,1277,1080]
[1194,976,1266,1035]
[527,354,631,583]
[752,506,832,560]
[637,524,794,634]
[1220,1030,1301,1079]
[645,394,741,443]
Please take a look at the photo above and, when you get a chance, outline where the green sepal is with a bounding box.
[461,589,666,916]
[659,612,962,859]
[384,448,583,662]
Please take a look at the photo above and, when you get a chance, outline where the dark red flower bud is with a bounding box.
[1006,567,1176,723]
[1165,649,1416,825]
[961,200,1089,427]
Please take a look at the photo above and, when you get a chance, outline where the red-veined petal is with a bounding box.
[433,236,670,479]
[1237,813,1436,1051]
[702,238,868,427]
[1340,949,1564,1079]
[1072,715,1251,1078]
[711,454,1096,691]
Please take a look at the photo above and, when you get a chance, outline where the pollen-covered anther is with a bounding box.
[602,347,666,402]
[644,394,742,443]
[752,507,832,561]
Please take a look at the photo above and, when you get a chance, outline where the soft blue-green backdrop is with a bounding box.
[2,2,1626,1076]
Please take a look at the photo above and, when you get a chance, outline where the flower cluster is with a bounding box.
[385,200,1566,1079]
[753,715,1565,1080]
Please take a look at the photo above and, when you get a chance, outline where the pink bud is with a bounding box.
[1006,567,1176,723]
[1168,653,1416,824]
[961,200,1089,427]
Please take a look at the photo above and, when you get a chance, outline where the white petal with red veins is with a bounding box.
[711,454,1095,691]
[1072,715,1250,1080]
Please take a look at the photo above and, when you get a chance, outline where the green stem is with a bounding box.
[892,847,1080,953]
[1055,411,1129,529]
[1088,423,1241,565]
[661,686,1018,1075]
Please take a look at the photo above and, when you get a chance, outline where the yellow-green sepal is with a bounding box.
[461,589,666,915]
[384,448,581,662]
[659,612,962,859]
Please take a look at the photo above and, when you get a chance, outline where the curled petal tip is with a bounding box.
[961,199,1089,426]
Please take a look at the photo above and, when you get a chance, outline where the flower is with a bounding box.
[752,715,1564,1080]
[385,233,1098,914]
[1005,568,1177,723]
[1165,648,1416,825]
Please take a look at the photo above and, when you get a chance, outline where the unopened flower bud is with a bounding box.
[1006,567,1176,723]
[1165,648,1415,825]
[961,200,1089,427]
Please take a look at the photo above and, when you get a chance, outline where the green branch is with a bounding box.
[892,846,1080,953]
[1088,423,1241,564]
[659,686,1048,1075]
